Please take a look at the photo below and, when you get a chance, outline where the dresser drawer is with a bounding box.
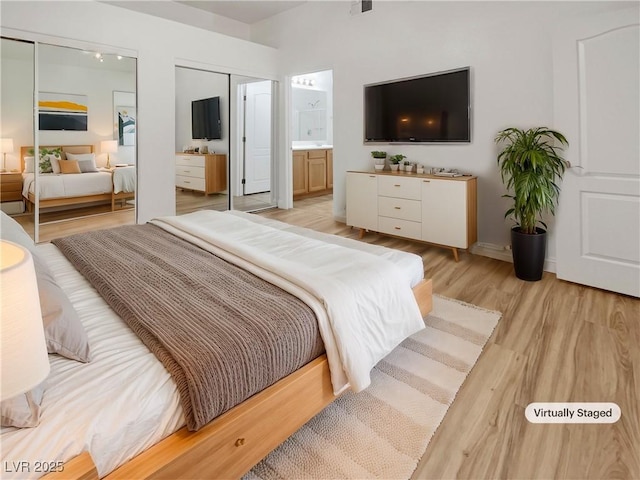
[378,216,422,241]
[1,180,22,193]
[176,175,205,192]
[175,165,205,179]
[1,191,22,202]
[378,175,421,200]
[176,155,205,168]
[378,196,421,222]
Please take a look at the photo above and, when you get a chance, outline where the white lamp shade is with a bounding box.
[1,241,50,400]
[101,140,118,154]
[0,138,14,154]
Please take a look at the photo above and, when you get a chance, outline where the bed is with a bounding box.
[0,209,432,480]
[19,145,135,212]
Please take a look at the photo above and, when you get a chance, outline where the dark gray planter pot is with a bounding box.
[511,227,546,281]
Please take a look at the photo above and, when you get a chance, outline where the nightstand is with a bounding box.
[0,172,23,203]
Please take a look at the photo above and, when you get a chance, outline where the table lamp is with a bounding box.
[1,138,14,172]
[101,140,118,169]
[1,240,50,401]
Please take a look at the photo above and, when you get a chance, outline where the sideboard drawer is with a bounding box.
[176,175,206,192]
[175,165,205,179]
[378,175,421,200]
[378,216,422,241]
[378,196,421,222]
[176,155,205,168]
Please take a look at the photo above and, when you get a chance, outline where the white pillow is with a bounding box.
[23,156,34,173]
[1,382,45,428]
[48,154,61,174]
[65,152,98,173]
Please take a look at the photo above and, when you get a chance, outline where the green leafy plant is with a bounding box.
[388,154,406,165]
[371,151,387,159]
[27,147,61,174]
[495,127,569,234]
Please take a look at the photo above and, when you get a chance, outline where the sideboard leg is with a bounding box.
[359,228,366,239]
[452,247,459,262]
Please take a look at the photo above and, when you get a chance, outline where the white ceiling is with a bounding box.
[176,1,307,24]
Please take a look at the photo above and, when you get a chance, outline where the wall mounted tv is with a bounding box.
[364,67,471,143]
[192,96,222,140]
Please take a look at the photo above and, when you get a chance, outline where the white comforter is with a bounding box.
[22,172,112,199]
[152,210,425,393]
[112,166,135,194]
[22,168,135,199]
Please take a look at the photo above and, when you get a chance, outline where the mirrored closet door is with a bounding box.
[175,67,230,214]
[175,66,277,215]
[0,37,35,239]
[35,43,137,242]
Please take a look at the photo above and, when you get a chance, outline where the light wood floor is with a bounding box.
[14,194,640,478]
[259,195,640,480]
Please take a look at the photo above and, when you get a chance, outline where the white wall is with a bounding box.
[252,0,632,263]
[175,67,229,155]
[1,1,279,223]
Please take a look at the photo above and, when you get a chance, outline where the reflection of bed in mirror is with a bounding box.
[20,145,135,212]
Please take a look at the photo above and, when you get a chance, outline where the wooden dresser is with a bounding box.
[0,172,23,202]
[175,153,226,195]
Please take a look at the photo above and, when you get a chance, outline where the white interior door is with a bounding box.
[243,81,271,195]
[554,8,640,297]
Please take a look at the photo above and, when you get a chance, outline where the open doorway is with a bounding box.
[291,69,333,207]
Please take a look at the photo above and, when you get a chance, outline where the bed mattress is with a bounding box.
[22,172,113,200]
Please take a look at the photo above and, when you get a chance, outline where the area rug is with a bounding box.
[245,295,501,480]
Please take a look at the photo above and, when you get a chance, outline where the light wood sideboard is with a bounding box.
[175,153,226,195]
[346,171,477,261]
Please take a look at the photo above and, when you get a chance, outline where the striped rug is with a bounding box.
[245,295,501,480]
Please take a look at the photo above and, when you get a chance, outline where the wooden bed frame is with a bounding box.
[44,278,433,480]
[19,145,134,212]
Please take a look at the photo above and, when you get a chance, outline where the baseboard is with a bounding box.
[471,242,556,273]
[470,242,513,263]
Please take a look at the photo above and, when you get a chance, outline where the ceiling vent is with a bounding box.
[350,0,373,16]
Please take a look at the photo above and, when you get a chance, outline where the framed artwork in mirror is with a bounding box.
[113,91,136,146]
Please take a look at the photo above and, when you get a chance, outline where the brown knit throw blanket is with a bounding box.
[53,224,324,431]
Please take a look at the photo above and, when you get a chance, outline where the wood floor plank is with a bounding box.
[413,343,526,479]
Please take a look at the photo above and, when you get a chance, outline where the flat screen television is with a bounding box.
[364,67,471,143]
[192,96,222,140]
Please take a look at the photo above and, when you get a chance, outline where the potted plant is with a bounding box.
[371,151,386,170]
[403,160,412,173]
[388,154,406,172]
[495,127,569,281]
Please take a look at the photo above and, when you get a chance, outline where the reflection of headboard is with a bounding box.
[20,145,94,172]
